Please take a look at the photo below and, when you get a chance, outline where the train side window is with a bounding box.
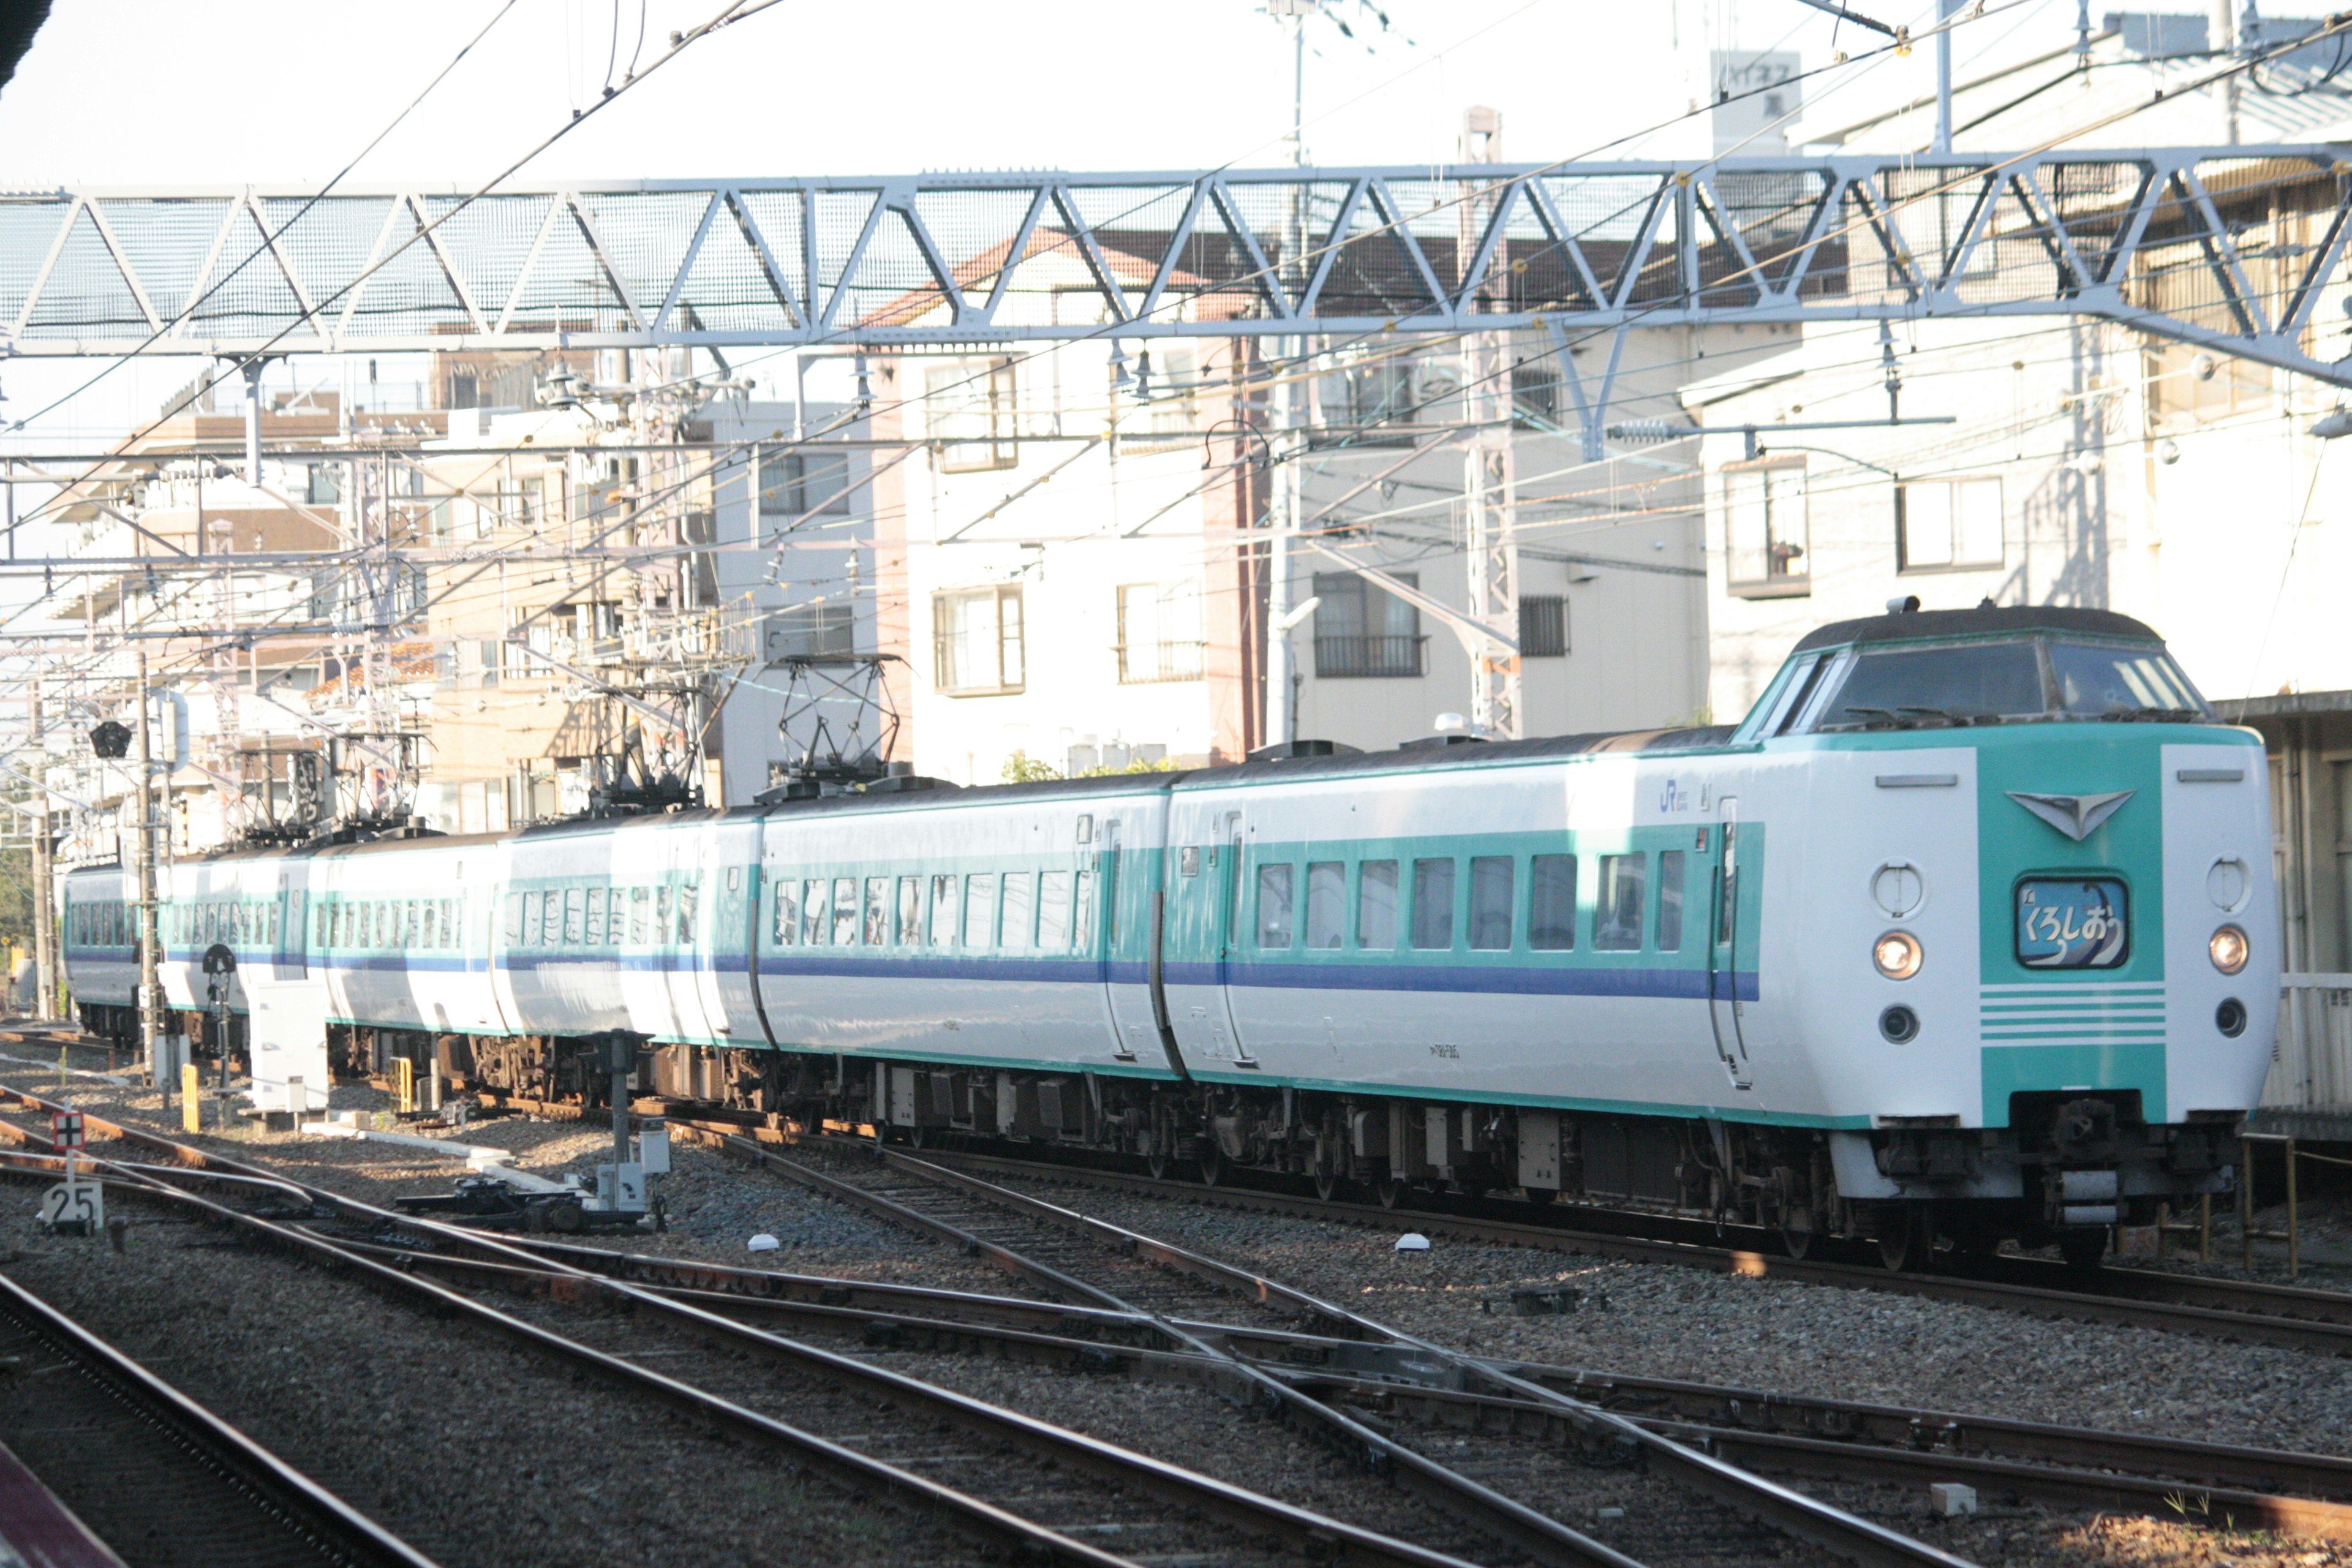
[655,884,675,944]
[830,877,859,945]
[965,873,998,948]
[1595,854,1648,951]
[1656,851,1687,951]
[1411,859,1455,951]
[1357,861,1399,949]
[1074,869,1096,951]
[801,879,829,945]
[1469,856,1514,951]
[774,881,799,945]
[522,892,543,946]
[1256,864,1295,950]
[1038,871,1072,948]
[562,888,584,945]
[630,886,649,944]
[421,902,437,948]
[315,906,330,946]
[930,874,960,946]
[862,877,890,946]
[897,876,922,946]
[1304,862,1344,949]
[1001,872,1036,949]
[677,880,698,946]
[503,894,521,944]
[586,887,606,946]
[1529,855,1577,950]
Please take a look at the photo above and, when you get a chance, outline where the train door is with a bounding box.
[1215,815,1256,1067]
[274,862,308,981]
[1705,800,1752,1090]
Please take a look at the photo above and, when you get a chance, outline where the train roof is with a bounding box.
[1793,603,2162,654]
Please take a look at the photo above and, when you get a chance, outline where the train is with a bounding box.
[61,602,2277,1267]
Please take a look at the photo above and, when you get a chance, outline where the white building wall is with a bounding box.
[1688,315,2350,727]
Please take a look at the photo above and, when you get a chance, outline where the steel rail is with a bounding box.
[333,1221,2352,1538]
[222,1206,2352,1547]
[0,1087,1493,1568]
[396,1225,2352,1511]
[671,1131,1656,1568]
[0,1265,442,1568]
[24,1100,2350,1553]
[694,1125,1980,1568]
[761,1129,2352,1356]
[294,1223,2352,1543]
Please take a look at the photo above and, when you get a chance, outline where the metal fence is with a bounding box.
[1314,635,1427,679]
[2263,974,2352,1112]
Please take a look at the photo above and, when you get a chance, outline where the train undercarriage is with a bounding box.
[85,1006,2239,1270]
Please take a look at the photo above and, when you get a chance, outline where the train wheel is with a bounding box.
[907,1123,928,1150]
[1374,1175,1407,1210]
[1146,1147,1170,1181]
[1313,1165,1341,1202]
[1877,1207,1928,1272]
[1199,1144,1224,1187]
[2058,1227,2108,1272]
[1777,1224,1812,1261]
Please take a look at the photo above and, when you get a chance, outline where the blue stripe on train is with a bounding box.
[94,949,1762,1004]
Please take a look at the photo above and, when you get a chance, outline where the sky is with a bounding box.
[0,0,2179,448]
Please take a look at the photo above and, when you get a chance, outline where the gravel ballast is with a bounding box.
[14,1060,2352,1567]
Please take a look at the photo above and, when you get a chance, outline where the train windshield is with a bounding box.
[1798,636,2212,732]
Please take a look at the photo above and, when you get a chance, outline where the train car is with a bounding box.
[61,603,2277,1265]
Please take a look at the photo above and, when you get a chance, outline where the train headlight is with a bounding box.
[1873,930,1923,981]
[2209,924,2249,975]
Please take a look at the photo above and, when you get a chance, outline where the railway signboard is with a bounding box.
[49,1110,82,1150]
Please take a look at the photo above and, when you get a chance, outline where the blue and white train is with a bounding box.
[64,604,2277,1265]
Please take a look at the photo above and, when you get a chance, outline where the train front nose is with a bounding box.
[1968,729,2275,1233]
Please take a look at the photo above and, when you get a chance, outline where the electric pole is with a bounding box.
[132,652,161,1079]
[28,673,55,1020]
[1264,0,1314,750]
[1460,106,1521,740]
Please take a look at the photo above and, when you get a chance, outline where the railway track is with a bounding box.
[0,1084,1583,1568]
[342,1205,2352,1544]
[432,1223,2352,1521]
[22,1066,2352,1562]
[0,1256,440,1568]
[653,1129,2006,1568]
[669,1127,2352,1540]
[658,1118,2352,1358]
[0,1081,1933,1568]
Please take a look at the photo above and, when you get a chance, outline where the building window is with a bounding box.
[933,586,1025,695]
[1721,460,1809,598]
[1520,595,1567,658]
[929,358,1017,472]
[1321,354,1442,444]
[305,464,342,506]
[760,450,853,522]
[1312,571,1426,679]
[766,603,858,662]
[1897,477,2003,572]
[1117,582,1205,683]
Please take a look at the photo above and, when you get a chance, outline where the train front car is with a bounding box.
[1749,604,2275,1267]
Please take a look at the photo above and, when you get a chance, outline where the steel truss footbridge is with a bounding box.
[4,146,2348,742]
[1,147,2346,381]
